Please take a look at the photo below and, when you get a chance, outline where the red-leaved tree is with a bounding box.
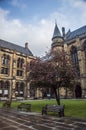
[27,49,77,105]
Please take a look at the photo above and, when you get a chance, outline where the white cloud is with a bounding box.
[0,0,86,56]
[0,8,53,56]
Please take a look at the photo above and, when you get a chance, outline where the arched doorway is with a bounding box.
[75,84,82,98]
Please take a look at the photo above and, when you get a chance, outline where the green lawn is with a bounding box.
[1,99,86,119]
[61,99,86,119]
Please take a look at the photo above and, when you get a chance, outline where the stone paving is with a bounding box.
[0,108,86,130]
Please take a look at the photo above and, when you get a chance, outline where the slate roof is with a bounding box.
[66,25,86,40]
[52,24,61,40]
[0,39,33,56]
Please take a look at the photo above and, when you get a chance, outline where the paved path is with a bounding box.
[0,109,86,130]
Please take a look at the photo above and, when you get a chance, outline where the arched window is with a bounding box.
[1,54,10,65]
[17,58,24,76]
[1,54,10,75]
[17,58,24,68]
[71,46,78,64]
[70,46,80,76]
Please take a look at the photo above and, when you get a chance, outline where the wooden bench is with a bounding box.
[17,103,31,112]
[2,100,11,108]
[42,104,64,117]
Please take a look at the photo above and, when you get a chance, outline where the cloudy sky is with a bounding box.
[0,0,86,57]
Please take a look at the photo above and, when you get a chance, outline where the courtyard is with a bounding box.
[0,100,86,130]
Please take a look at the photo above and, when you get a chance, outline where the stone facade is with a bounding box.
[0,39,36,100]
[51,24,86,98]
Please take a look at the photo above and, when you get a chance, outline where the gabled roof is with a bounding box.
[52,24,62,40]
[0,39,33,56]
[66,25,86,40]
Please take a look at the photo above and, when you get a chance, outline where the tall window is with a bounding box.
[1,54,10,75]
[17,58,24,68]
[17,58,24,76]
[4,81,10,97]
[0,80,10,97]
[70,46,80,76]
[15,82,24,97]
[71,46,78,64]
[2,54,10,65]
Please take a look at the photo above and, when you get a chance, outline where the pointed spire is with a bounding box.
[52,23,61,40]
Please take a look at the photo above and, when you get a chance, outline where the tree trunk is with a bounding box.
[53,86,60,105]
[65,87,67,99]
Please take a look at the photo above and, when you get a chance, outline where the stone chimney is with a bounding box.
[62,27,65,37]
[25,42,28,49]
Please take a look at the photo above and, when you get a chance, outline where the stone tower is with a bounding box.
[51,23,86,98]
[51,23,64,50]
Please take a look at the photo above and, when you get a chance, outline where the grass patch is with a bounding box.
[61,99,86,119]
[0,99,86,119]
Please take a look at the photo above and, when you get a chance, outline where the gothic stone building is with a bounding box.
[0,39,36,100]
[1,24,86,100]
[51,24,86,98]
